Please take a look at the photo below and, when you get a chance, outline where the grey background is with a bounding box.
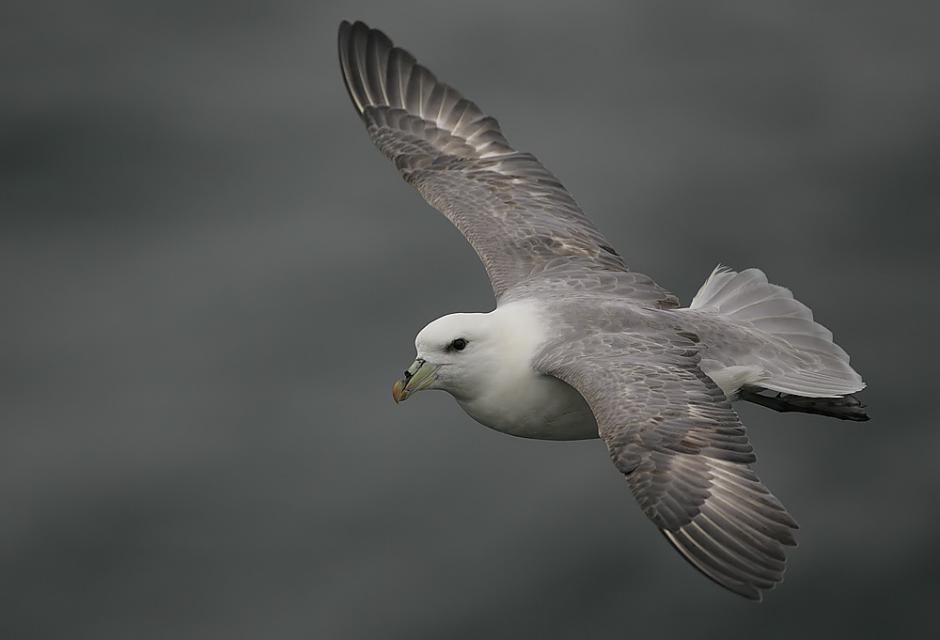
[3,1,938,638]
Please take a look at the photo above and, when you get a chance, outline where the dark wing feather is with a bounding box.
[338,21,673,302]
[538,330,798,600]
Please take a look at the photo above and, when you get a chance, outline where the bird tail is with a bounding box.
[690,266,866,401]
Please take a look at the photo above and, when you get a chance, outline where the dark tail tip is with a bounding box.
[741,390,870,421]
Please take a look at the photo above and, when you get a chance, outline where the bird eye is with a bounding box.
[449,338,468,351]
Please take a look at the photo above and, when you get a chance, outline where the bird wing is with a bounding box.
[536,326,799,600]
[338,21,672,303]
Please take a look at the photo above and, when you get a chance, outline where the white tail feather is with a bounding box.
[691,266,865,398]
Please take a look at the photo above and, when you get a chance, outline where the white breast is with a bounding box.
[458,372,597,440]
[455,300,598,441]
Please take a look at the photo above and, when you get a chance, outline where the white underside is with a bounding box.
[453,300,598,440]
[458,372,598,440]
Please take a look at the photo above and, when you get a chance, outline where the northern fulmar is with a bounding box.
[337,20,867,600]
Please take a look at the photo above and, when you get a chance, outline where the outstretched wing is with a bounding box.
[538,329,799,600]
[338,21,639,300]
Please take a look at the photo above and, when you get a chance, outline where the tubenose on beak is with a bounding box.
[391,358,435,403]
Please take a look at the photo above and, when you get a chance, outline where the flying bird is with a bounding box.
[337,20,867,601]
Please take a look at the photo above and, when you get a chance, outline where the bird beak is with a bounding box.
[392,358,437,403]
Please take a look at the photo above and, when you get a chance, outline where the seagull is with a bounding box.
[337,20,867,601]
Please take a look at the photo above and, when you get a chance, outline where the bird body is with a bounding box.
[338,20,867,600]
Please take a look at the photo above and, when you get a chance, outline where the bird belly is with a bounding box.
[457,374,598,441]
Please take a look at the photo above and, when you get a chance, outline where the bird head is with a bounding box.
[392,312,495,403]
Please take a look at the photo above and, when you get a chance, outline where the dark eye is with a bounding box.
[449,338,468,351]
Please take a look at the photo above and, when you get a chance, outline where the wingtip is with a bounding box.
[338,20,387,43]
[337,20,369,56]
[337,20,399,118]
[338,19,364,31]
[337,20,368,115]
[337,19,356,44]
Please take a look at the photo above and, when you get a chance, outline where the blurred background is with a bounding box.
[3,1,938,638]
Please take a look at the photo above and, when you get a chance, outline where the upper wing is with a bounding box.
[537,330,799,600]
[338,20,633,300]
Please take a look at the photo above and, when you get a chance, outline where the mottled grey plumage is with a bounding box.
[535,306,797,599]
[338,20,675,306]
[339,21,865,601]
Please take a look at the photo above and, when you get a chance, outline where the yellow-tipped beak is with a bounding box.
[392,378,406,403]
[392,358,437,403]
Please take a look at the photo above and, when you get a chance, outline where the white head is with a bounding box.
[392,312,498,403]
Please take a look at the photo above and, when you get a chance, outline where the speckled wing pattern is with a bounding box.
[338,21,673,303]
[537,326,799,600]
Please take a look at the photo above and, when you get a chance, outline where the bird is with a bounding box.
[337,20,867,601]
